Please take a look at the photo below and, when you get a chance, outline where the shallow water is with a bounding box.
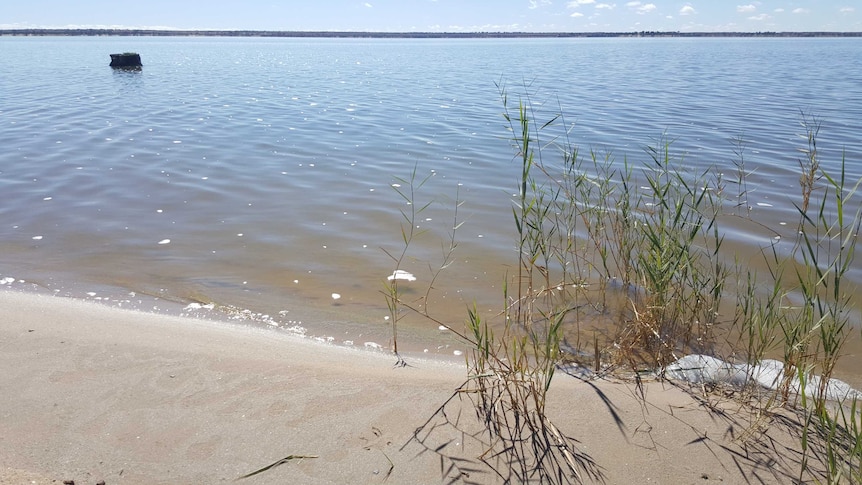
[1,36,861,380]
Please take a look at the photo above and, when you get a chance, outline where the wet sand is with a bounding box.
[0,290,820,484]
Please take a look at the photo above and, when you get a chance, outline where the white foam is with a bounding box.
[184,302,215,311]
[387,270,416,282]
[665,354,862,402]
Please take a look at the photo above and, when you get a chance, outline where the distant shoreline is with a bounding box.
[2,28,861,38]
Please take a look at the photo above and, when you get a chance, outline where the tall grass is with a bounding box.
[399,87,604,483]
[781,116,862,482]
[381,165,433,366]
[390,85,862,482]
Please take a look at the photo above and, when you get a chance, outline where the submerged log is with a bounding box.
[110,52,142,68]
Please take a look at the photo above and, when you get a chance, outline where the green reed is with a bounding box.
[399,85,603,483]
[785,142,862,482]
[389,85,861,482]
[381,165,432,366]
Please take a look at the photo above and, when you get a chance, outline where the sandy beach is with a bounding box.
[0,290,815,484]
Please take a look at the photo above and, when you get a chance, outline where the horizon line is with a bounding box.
[2,28,861,37]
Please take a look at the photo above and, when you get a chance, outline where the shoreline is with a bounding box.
[0,273,472,361]
[3,28,862,38]
[0,289,823,483]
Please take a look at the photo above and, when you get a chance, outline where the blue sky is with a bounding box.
[2,1,859,32]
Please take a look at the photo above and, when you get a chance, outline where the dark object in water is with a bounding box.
[110,52,142,69]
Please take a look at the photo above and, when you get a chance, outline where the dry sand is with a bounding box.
[0,290,813,484]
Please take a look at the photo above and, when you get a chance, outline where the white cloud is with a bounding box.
[363,2,373,7]
[529,0,552,9]
[458,22,525,31]
[774,8,785,13]
[595,3,615,9]
[625,1,655,14]
[680,5,696,15]
[571,12,585,17]
[567,0,596,7]
[737,5,757,13]
[792,8,809,14]
[633,3,656,14]
[748,14,771,21]
[840,7,855,13]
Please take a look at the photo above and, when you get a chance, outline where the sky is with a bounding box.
[2,1,859,33]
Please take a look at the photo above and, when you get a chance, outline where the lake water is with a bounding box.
[1,36,861,373]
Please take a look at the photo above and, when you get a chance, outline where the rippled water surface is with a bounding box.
[1,36,861,364]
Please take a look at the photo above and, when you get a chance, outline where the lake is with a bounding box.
[1,36,861,369]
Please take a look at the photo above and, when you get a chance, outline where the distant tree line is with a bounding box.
[1,29,860,38]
